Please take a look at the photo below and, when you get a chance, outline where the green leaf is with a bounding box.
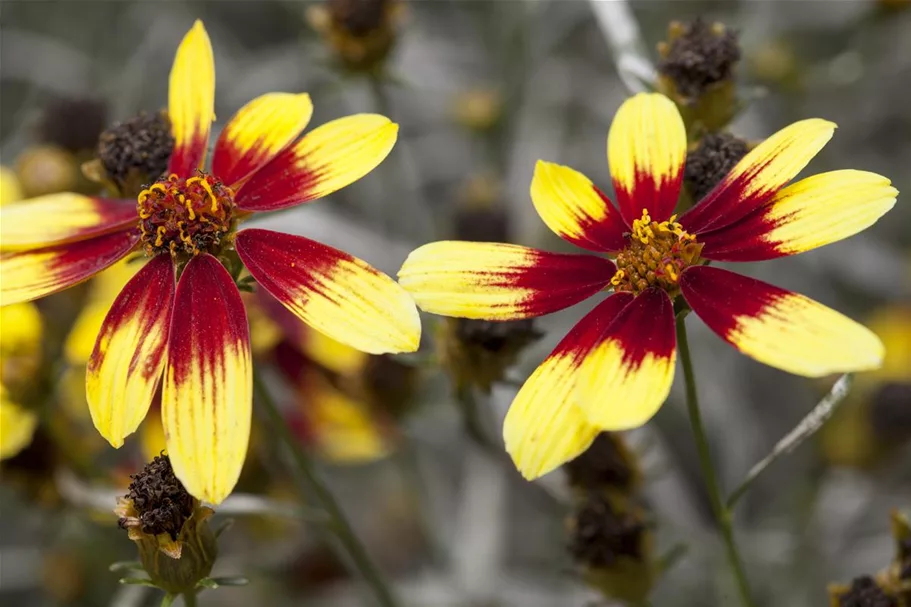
[119,577,158,587]
[109,560,143,572]
[209,576,249,587]
[161,594,177,607]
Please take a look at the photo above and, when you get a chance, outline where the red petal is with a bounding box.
[86,255,175,447]
[163,254,252,504]
[0,229,139,306]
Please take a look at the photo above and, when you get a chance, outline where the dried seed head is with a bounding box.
[122,454,194,540]
[684,132,750,202]
[831,576,897,607]
[96,111,174,196]
[308,0,403,73]
[564,433,639,492]
[569,492,646,568]
[658,18,741,100]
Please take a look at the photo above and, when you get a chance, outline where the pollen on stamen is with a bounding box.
[611,209,703,297]
[137,172,236,258]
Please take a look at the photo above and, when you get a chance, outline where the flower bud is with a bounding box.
[15,145,79,198]
[307,0,404,74]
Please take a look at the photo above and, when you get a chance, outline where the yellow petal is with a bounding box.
[86,255,174,448]
[168,20,215,176]
[607,93,687,224]
[236,229,420,354]
[0,194,136,251]
[235,114,398,211]
[397,241,616,320]
[530,161,628,252]
[580,289,677,430]
[302,329,369,377]
[681,266,884,377]
[212,92,314,186]
[701,170,898,261]
[163,254,251,504]
[0,388,38,460]
[681,118,836,233]
[505,295,636,479]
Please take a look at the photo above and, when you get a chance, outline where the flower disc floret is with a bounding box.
[137,172,235,257]
[610,209,703,296]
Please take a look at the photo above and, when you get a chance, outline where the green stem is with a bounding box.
[676,313,755,607]
[182,592,197,607]
[254,371,400,607]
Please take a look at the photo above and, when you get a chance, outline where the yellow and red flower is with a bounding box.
[0,20,420,504]
[398,92,897,480]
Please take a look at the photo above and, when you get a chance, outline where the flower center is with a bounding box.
[610,209,703,297]
[137,172,235,257]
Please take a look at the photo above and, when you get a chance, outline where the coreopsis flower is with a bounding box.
[399,92,897,479]
[0,20,420,504]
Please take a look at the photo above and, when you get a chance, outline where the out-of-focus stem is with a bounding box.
[676,313,756,607]
[254,371,400,607]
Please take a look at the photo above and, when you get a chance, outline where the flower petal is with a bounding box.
[212,93,314,187]
[236,228,419,354]
[0,194,136,251]
[163,254,251,504]
[580,288,676,430]
[0,389,38,460]
[397,241,616,320]
[530,161,629,252]
[505,292,633,479]
[680,266,884,377]
[699,170,898,262]
[235,114,397,211]
[680,118,836,234]
[608,93,686,225]
[167,20,215,176]
[86,255,174,448]
[0,229,139,306]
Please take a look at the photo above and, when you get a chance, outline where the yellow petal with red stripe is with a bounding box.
[397,241,616,320]
[163,254,252,504]
[0,388,38,460]
[580,288,677,430]
[0,229,139,306]
[0,194,136,251]
[167,20,215,176]
[681,118,836,233]
[702,170,897,261]
[235,114,398,211]
[607,93,686,225]
[236,229,420,354]
[505,293,633,479]
[680,266,884,377]
[530,161,629,252]
[212,92,314,186]
[86,255,174,448]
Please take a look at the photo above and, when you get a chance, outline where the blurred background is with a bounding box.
[1,1,910,606]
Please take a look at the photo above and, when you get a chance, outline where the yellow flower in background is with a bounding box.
[0,301,43,459]
[820,304,911,468]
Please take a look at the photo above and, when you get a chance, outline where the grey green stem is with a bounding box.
[676,313,756,607]
[253,371,400,607]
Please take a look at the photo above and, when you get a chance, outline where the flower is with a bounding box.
[398,92,897,479]
[0,20,421,504]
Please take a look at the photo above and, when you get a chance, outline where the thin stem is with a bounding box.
[181,592,196,607]
[253,371,400,607]
[676,313,756,607]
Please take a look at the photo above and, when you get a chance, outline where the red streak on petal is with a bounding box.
[679,265,778,340]
[604,287,676,367]
[234,148,319,212]
[167,132,208,178]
